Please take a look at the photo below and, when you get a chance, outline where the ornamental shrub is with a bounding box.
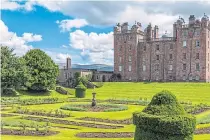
[75,82,86,98]
[133,90,196,140]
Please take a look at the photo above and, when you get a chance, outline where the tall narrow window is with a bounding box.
[196,63,200,71]
[183,41,187,47]
[169,54,173,60]
[156,44,159,50]
[129,45,132,51]
[196,53,199,59]
[183,53,187,59]
[119,57,122,63]
[119,45,122,51]
[156,55,159,60]
[129,56,131,62]
[169,65,173,71]
[183,64,186,70]
[119,66,122,72]
[170,44,173,49]
[155,64,159,71]
[129,65,132,72]
[196,40,200,47]
[143,65,146,71]
[144,46,146,51]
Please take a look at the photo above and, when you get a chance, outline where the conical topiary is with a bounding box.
[133,90,196,140]
[75,81,86,98]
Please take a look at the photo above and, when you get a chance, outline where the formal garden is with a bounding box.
[1,46,210,140]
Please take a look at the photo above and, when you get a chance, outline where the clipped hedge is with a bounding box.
[75,82,86,98]
[133,90,196,140]
[56,86,69,95]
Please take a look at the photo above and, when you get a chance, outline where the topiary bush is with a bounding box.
[133,90,196,140]
[75,82,86,98]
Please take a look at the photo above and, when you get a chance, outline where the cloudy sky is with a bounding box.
[1,0,210,65]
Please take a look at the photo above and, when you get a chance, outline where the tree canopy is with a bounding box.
[1,46,29,94]
[23,49,59,91]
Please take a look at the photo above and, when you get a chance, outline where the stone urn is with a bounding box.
[92,92,97,107]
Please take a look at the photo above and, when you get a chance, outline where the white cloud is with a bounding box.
[0,20,42,56]
[22,33,42,42]
[45,51,71,63]
[56,19,88,32]
[70,30,113,65]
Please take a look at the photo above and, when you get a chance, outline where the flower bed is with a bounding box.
[76,132,134,138]
[13,107,71,118]
[23,116,124,129]
[1,128,59,136]
[60,103,128,112]
[77,117,132,125]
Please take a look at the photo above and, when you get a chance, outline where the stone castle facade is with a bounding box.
[114,14,210,82]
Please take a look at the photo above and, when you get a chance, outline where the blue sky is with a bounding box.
[1,1,210,65]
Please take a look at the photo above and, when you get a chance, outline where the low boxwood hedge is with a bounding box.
[133,90,196,140]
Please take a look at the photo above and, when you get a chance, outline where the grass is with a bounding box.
[1,82,210,140]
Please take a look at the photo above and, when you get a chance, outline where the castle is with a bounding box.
[114,14,210,82]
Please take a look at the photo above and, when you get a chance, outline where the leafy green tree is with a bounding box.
[1,46,29,94]
[74,72,81,86]
[23,49,59,91]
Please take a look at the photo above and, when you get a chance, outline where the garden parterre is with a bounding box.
[1,82,210,140]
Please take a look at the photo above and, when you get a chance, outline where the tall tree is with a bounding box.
[23,49,59,91]
[1,46,29,94]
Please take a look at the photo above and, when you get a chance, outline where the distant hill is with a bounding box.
[58,63,113,72]
[72,64,113,72]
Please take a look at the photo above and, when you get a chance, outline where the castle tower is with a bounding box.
[154,25,159,39]
[66,57,71,69]
[114,21,144,81]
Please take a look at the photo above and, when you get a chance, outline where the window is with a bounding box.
[189,75,193,81]
[195,31,200,36]
[65,73,67,79]
[144,46,146,51]
[128,56,131,62]
[169,54,173,60]
[195,76,200,81]
[156,76,159,81]
[183,30,187,36]
[119,66,122,72]
[170,44,173,49]
[119,45,122,51]
[196,63,200,71]
[155,64,159,71]
[183,75,186,81]
[183,64,186,70]
[169,75,173,80]
[129,65,132,72]
[129,45,132,51]
[208,41,209,48]
[183,41,187,47]
[209,53,210,61]
[129,77,132,81]
[143,65,146,71]
[183,53,187,59]
[196,53,199,59]
[169,65,173,71]
[196,40,200,47]
[96,75,99,80]
[156,55,159,60]
[156,44,159,50]
[119,57,122,63]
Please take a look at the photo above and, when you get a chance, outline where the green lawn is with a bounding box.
[1,82,210,140]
